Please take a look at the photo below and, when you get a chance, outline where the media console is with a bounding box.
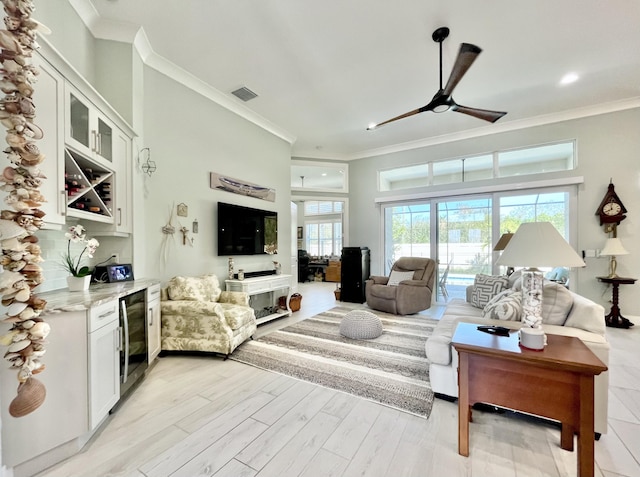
[225,274,292,325]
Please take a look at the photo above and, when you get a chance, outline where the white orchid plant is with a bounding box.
[62,225,99,277]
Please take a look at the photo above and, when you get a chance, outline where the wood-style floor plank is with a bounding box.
[256,412,341,477]
[170,418,268,477]
[321,399,382,460]
[341,408,408,477]
[235,386,336,471]
[140,391,275,477]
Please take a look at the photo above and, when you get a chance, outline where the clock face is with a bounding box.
[603,202,622,216]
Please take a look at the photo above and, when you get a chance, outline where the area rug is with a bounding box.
[230,306,437,418]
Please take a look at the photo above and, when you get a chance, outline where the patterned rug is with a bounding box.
[230,306,437,418]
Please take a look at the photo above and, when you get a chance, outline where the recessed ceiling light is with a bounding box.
[560,73,579,85]
[321,173,327,176]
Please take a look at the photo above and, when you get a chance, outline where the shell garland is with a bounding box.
[0,0,50,417]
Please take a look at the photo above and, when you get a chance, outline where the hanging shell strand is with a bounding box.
[0,0,51,417]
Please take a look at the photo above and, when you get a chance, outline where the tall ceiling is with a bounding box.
[86,0,640,160]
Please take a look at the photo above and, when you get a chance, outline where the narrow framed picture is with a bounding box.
[297,226,303,239]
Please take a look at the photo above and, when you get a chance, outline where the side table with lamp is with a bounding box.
[597,236,636,328]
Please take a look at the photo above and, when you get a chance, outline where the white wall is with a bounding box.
[348,108,640,315]
[141,67,292,282]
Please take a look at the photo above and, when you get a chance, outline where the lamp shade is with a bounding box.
[600,238,629,257]
[495,222,585,268]
[493,233,514,251]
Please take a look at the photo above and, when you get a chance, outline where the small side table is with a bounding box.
[597,276,637,329]
[452,322,607,477]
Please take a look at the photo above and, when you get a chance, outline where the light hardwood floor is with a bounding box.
[37,282,640,477]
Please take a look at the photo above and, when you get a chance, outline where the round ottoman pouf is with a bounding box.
[339,310,383,340]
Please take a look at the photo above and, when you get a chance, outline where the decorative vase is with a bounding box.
[67,275,91,291]
[228,257,234,279]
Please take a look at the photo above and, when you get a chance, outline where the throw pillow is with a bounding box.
[200,274,222,302]
[470,274,510,308]
[387,270,415,286]
[483,288,522,321]
[167,276,207,301]
[541,281,573,325]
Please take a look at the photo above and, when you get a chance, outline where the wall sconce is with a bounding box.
[139,147,157,176]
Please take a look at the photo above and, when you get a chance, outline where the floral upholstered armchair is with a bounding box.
[160,275,256,358]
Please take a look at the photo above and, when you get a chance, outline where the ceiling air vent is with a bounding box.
[231,86,258,102]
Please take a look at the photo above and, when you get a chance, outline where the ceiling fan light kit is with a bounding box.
[368,26,507,130]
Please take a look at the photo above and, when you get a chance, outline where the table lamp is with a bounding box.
[493,232,514,275]
[599,237,628,278]
[495,222,585,350]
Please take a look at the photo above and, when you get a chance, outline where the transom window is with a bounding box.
[379,141,574,191]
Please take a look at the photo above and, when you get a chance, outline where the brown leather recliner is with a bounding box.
[365,257,436,315]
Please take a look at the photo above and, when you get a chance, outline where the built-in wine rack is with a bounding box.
[64,147,114,223]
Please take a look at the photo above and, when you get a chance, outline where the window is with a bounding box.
[306,221,342,256]
[383,203,430,273]
[378,141,574,192]
[304,201,343,215]
[304,200,344,256]
[498,143,574,177]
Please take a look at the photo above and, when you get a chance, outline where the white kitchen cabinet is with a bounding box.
[88,300,120,429]
[32,54,65,226]
[147,284,162,363]
[112,128,132,233]
[0,310,89,468]
[65,84,115,167]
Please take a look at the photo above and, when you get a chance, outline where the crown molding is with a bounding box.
[68,0,296,146]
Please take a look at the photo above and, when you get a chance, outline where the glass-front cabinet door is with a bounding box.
[66,86,113,164]
[69,92,90,150]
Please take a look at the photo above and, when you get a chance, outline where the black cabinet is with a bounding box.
[340,247,370,303]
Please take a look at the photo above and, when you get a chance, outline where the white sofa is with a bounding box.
[425,274,610,435]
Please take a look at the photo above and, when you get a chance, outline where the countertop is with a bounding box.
[37,278,161,314]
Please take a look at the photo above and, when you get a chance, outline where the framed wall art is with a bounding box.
[210,172,276,202]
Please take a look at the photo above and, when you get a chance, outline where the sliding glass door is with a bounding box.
[382,186,576,303]
[436,197,492,300]
[383,203,431,274]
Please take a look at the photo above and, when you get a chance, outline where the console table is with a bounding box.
[452,322,607,477]
[225,274,292,325]
[597,276,637,329]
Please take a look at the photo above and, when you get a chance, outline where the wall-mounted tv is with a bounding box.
[217,202,278,256]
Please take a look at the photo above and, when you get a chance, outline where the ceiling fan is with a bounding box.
[367,27,507,130]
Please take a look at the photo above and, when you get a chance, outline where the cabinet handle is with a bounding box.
[117,208,122,226]
[61,190,67,216]
[97,132,102,155]
[91,130,97,152]
[99,307,117,319]
[148,307,153,326]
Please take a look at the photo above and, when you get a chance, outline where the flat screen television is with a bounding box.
[217,202,278,256]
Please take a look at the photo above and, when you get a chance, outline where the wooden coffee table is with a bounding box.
[452,322,607,477]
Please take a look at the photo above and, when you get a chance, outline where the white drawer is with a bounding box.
[269,276,290,289]
[146,284,161,304]
[88,299,119,333]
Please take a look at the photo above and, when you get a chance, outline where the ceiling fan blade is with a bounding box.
[442,43,482,96]
[452,104,507,123]
[367,106,426,130]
